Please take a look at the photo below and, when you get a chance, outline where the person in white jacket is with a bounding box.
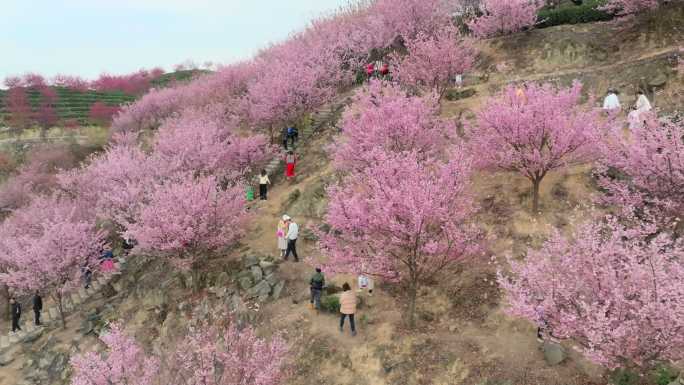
[603,89,621,111]
[628,90,652,129]
[284,216,299,262]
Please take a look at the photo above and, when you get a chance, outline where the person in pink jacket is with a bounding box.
[339,282,357,336]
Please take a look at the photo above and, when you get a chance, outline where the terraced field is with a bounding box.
[0,87,135,125]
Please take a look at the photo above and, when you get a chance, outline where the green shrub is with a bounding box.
[537,0,613,28]
[611,368,639,385]
[445,88,476,101]
[320,295,340,313]
[653,365,679,385]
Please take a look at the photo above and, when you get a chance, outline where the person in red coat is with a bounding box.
[285,150,297,179]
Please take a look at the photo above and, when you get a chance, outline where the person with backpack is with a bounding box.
[32,291,42,326]
[339,282,357,336]
[259,169,271,200]
[10,297,21,333]
[284,151,297,180]
[287,125,298,148]
[309,267,325,312]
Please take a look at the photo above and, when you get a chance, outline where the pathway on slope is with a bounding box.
[0,258,126,351]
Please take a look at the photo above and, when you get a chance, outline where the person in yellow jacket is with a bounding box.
[339,282,357,337]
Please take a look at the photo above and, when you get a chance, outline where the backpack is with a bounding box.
[287,127,295,136]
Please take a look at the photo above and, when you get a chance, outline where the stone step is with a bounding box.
[0,335,9,349]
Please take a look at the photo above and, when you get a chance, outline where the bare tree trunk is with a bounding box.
[0,285,8,324]
[532,178,541,214]
[53,293,67,329]
[407,282,418,329]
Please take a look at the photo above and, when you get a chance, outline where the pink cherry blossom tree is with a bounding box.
[601,0,659,16]
[332,80,455,172]
[151,107,272,179]
[0,196,106,328]
[164,321,288,385]
[598,114,684,224]
[467,0,542,38]
[392,26,476,100]
[36,87,59,137]
[319,150,482,327]
[70,319,288,385]
[124,175,249,290]
[70,323,160,385]
[58,143,154,225]
[467,81,603,213]
[5,87,33,130]
[499,216,684,369]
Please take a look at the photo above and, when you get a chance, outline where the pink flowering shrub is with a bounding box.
[499,216,684,369]
[467,0,542,38]
[332,80,454,172]
[124,175,248,287]
[392,26,476,99]
[601,0,659,15]
[467,81,603,212]
[70,321,288,385]
[70,323,159,385]
[598,114,684,225]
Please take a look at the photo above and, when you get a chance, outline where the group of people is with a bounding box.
[602,88,653,128]
[366,61,389,81]
[308,267,371,337]
[8,291,42,334]
[277,214,300,261]
[255,150,297,201]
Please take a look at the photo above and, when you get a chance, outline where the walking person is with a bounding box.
[339,283,357,336]
[277,215,289,258]
[285,125,298,149]
[602,88,621,111]
[284,151,297,180]
[283,216,299,262]
[309,267,325,312]
[10,297,21,333]
[259,169,271,200]
[366,63,375,81]
[82,264,92,289]
[32,291,42,326]
[628,90,652,129]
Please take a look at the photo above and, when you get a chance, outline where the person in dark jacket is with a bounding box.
[309,267,325,311]
[33,291,42,326]
[10,297,21,333]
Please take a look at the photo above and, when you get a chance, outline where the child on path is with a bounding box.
[339,282,357,336]
[285,151,297,180]
[259,169,271,200]
[277,215,289,258]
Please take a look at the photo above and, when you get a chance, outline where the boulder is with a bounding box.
[272,281,285,300]
[0,352,14,366]
[542,341,566,366]
[243,255,259,267]
[250,265,263,282]
[142,289,168,310]
[259,261,277,275]
[215,272,230,287]
[648,71,668,88]
[265,273,278,287]
[239,276,253,290]
[247,280,272,298]
[21,329,44,344]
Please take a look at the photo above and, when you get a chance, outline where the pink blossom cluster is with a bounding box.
[3,68,165,95]
[499,216,684,368]
[70,321,288,385]
[391,26,476,99]
[467,0,542,38]
[0,195,105,327]
[598,114,684,222]
[601,0,659,15]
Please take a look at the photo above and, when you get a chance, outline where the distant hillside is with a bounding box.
[0,70,210,126]
[150,69,211,89]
